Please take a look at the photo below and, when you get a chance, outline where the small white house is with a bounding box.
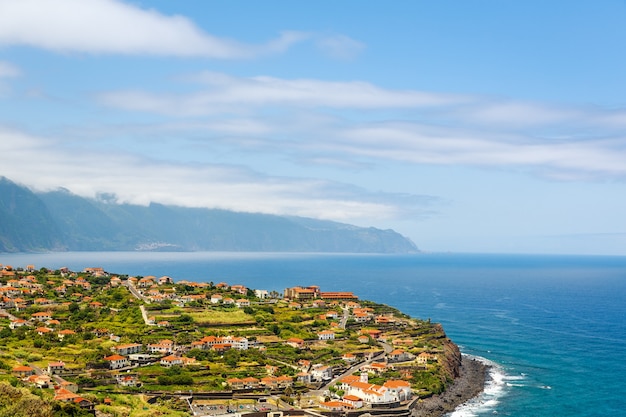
[317,330,335,340]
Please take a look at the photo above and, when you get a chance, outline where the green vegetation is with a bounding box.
[0,265,458,416]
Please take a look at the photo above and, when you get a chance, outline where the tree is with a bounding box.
[0,327,11,339]
[224,349,240,368]
[68,302,80,314]
[178,314,194,323]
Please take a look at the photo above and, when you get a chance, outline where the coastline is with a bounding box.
[411,356,490,417]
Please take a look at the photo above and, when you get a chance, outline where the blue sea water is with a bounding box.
[2,252,625,416]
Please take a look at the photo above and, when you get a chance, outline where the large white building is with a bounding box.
[338,374,412,405]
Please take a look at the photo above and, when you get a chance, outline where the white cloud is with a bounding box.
[0,61,20,78]
[316,34,366,60]
[0,61,20,97]
[95,71,626,180]
[93,60,626,184]
[459,100,582,127]
[0,127,435,223]
[0,0,307,58]
[99,71,468,115]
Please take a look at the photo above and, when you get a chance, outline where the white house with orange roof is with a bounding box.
[137,276,155,288]
[286,338,305,349]
[326,310,339,319]
[104,354,129,369]
[296,371,312,384]
[116,374,141,387]
[160,355,183,367]
[417,352,438,365]
[147,339,175,354]
[235,298,250,308]
[298,359,311,371]
[361,361,388,374]
[341,395,364,409]
[388,349,414,362]
[375,315,396,325]
[353,312,372,323]
[320,401,353,411]
[47,361,65,375]
[230,284,247,294]
[382,380,412,401]
[25,374,52,389]
[192,335,249,350]
[311,364,333,381]
[0,286,20,297]
[339,374,407,405]
[57,329,76,339]
[317,330,335,340]
[37,326,53,335]
[224,335,249,350]
[12,365,35,377]
[10,318,28,329]
[226,377,245,390]
[260,375,293,388]
[112,343,142,356]
[161,355,196,367]
[158,276,174,285]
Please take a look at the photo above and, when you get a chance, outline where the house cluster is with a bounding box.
[0,268,44,309]
[103,339,203,371]
[6,308,83,341]
[190,335,250,351]
[103,334,251,373]
[226,375,294,390]
[1,264,445,414]
[321,373,412,411]
[0,264,116,312]
[295,361,334,384]
[127,276,254,308]
[11,361,94,412]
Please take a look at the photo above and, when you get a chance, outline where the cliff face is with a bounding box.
[441,338,462,379]
[433,323,462,380]
[410,324,487,417]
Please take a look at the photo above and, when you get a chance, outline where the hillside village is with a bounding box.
[0,263,461,417]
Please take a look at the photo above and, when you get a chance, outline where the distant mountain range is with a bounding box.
[0,177,418,253]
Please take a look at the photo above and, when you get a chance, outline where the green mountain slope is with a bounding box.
[0,177,65,252]
[0,177,418,253]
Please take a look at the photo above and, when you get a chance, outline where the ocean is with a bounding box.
[2,251,625,416]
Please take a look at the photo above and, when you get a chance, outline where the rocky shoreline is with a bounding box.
[410,357,490,417]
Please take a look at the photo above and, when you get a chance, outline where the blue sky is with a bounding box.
[1,0,626,255]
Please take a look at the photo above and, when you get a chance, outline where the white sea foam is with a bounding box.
[447,354,520,417]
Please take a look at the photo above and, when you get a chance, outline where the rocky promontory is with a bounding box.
[411,356,490,417]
